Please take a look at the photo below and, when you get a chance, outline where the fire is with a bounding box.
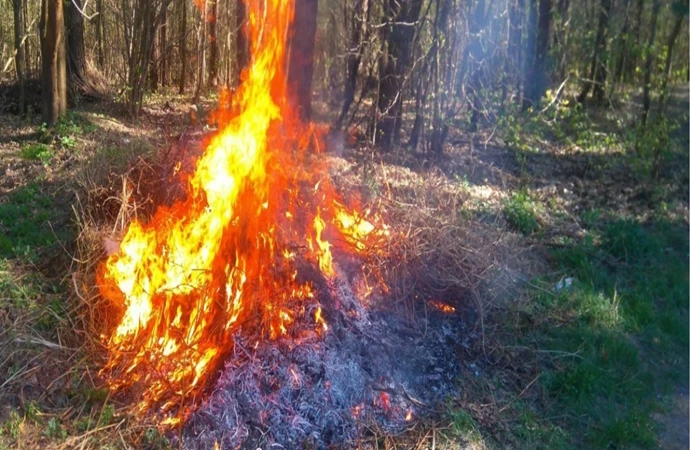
[97,0,386,424]
[429,300,456,313]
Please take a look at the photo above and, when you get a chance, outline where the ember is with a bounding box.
[97,0,387,424]
[429,300,457,313]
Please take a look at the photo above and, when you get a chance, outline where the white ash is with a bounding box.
[180,277,469,450]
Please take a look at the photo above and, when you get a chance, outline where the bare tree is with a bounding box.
[208,0,218,88]
[193,0,207,103]
[376,0,423,151]
[40,0,67,124]
[287,0,318,121]
[334,0,370,130]
[12,0,25,115]
[640,0,660,126]
[64,0,86,100]
[577,0,612,103]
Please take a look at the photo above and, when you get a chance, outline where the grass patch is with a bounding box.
[20,143,54,165]
[0,183,69,259]
[504,190,541,234]
[507,216,689,448]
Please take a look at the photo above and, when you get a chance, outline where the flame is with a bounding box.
[429,300,456,313]
[97,0,386,424]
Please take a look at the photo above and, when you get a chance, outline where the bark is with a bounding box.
[234,0,248,89]
[509,0,525,102]
[523,0,551,109]
[64,0,87,101]
[160,2,168,86]
[626,0,644,82]
[334,0,369,130]
[577,0,612,103]
[612,0,631,86]
[522,0,538,109]
[287,0,319,122]
[23,0,30,79]
[208,0,218,88]
[150,23,159,91]
[12,0,25,115]
[657,7,687,112]
[640,0,660,127]
[128,0,168,115]
[468,0,487,130]
[194,0,208,103]
[428,0,452,154]
[40,0,67,125]
[179,0,187,94]
[376,0,423,151]
[95,0,105,69]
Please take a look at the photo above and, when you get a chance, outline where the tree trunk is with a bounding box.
[194,0,208,103]
[150,24,159,92]
[64,0,86,102]
[467,0,487,131]
[12,0,25,115]
[509,0,525,103]
[376,0,423,151]
[160,2,168,86]
[287,0,318,121]
[334,0,369,130]
[626,0,644,83]
[179,0,187,94]
[208,0,218,88]
[95,0,105,70]
[40,0,67,125]
[612,0,631,87]
[522,0,538,109]
[640,0,660,127]
[657,7,686,112]
[23,0,31,79]
[234,0,249,88]
[577,0,612,103]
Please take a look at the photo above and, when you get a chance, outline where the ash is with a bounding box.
[182,277,471,449]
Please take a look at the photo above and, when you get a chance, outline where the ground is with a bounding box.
[0,88,687,449]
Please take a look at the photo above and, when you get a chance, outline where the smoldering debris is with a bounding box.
[181,278,472,450]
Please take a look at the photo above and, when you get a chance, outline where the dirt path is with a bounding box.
[655,387,689,450]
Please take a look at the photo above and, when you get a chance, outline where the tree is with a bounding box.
[657,1,688,112]
[208,0,218,88]
[12,0,25,115]
[95,0,105,70]
[577,0,612,103]
[234,0,249,88]
[64,0,86,100]
[376,0,423,150]
[160,2,168,86]
[40,0,67,125]
[127,0,169,115]
[193,0,208,103]
[523,0,552,109]
[179,0,187,94]
[287,0,318,121]
[334,0,370,130]
[640,0,660,126]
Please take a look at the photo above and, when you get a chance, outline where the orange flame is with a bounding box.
[97,0,386,424]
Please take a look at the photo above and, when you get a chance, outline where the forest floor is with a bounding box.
[0,87,687,449]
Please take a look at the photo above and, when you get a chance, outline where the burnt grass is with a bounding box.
[0,90,688,449]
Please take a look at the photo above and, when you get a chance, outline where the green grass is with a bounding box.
[510,217,689,448]
[21,143,54,165]
[504,190,541,234]
[0,183,66,259]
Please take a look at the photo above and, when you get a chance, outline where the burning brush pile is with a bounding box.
[78,0,476,448]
